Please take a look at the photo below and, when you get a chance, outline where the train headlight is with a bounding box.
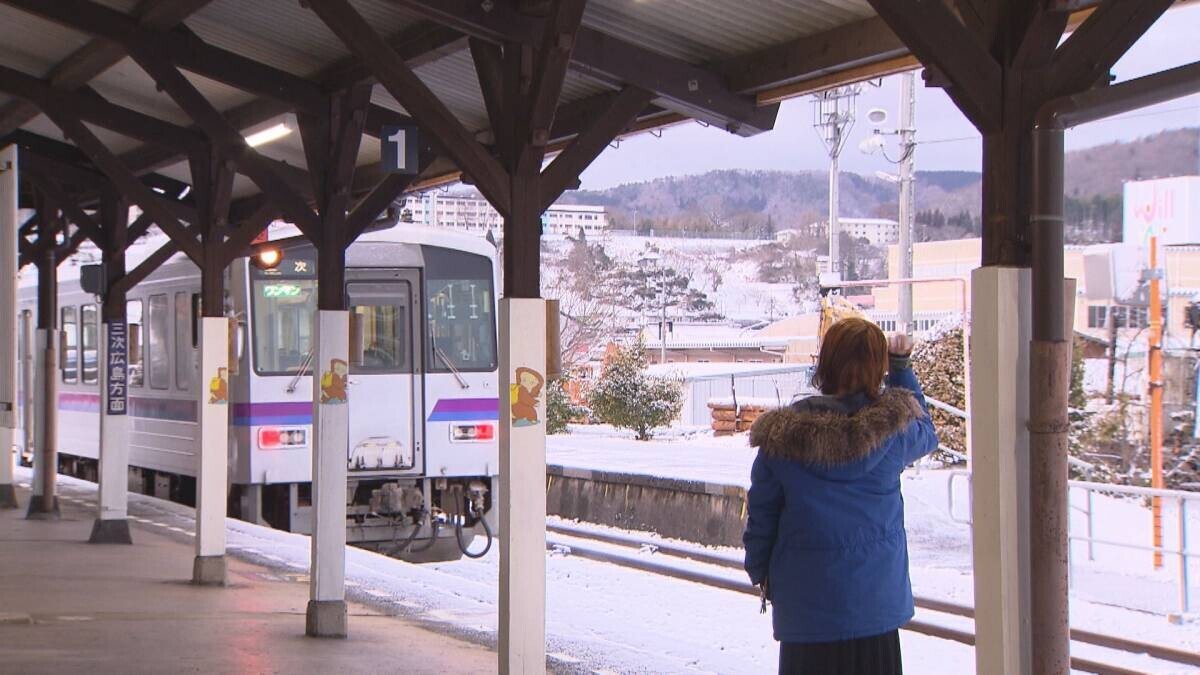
[258,426,308,449]
[251,244,283,270]
[450,423,494,442]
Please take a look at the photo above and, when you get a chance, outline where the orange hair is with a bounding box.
[812,318,888,399]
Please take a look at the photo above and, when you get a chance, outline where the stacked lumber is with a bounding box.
[708,401,773,435]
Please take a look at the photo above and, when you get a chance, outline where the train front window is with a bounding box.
[348,282,412,374]
[252,279,317,375]
[423,247,496,373]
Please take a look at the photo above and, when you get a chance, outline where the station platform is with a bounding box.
[0,482,495,674]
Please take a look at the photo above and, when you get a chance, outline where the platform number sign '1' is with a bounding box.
[381,124,419,175]
[106,321,128,415]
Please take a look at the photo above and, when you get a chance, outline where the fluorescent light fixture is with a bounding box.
[245,122,292,148]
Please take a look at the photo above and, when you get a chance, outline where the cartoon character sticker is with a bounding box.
[320,358,349,404]
[509,366,545,427]
[208,366,228,404]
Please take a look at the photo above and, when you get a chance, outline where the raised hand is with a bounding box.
[887,333,913,357]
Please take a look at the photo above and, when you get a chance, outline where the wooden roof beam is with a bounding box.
[0,65,206,155]
[0,0,213,137]
[1049,0,1174,93]
[310,0,512,215]
[0,0,327,114]
[866,0,1002,131]
[540,86,651,210]
[38,106,205,265]
[383,0,777,136]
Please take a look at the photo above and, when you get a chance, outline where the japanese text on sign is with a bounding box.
[106,321,128,415]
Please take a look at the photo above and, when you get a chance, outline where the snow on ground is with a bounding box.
[21,467,981,674]
[548,429,1200,627]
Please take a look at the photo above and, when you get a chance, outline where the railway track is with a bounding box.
[546,522,1200,675]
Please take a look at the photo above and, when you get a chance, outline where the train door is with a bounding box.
[344,271,423,474]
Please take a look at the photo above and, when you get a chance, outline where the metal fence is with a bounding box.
[947,470,1196,616]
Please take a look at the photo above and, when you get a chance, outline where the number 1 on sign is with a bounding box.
[387,129,406,171]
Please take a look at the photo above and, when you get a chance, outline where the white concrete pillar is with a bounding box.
[970,266,1032,675]
[30,330,45,499]
[89,320,131,543]
[306,309,349,638]
[498,298,548,675]
[193,317,228,584]
[0,145,17,509]
[21,311,34,470]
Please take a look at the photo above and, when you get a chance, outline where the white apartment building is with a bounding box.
[812,217,900,247]
[400,193,609,236]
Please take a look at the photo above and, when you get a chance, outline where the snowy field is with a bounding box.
[16,464,1198,674]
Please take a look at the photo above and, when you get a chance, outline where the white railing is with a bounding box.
[946,469,1196,616]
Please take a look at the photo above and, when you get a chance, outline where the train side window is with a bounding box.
[81,304,98,385]
[148,294,169,390]
[127,300,144,387]
[175,292,192,390]
[60,306,78,384]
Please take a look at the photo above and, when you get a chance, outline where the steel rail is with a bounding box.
[546,525,1200,671]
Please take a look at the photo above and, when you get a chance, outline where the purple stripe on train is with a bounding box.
[59,395,498,425]
[428,397,499,422]
[57,393,197,423]
[232,401,313,426]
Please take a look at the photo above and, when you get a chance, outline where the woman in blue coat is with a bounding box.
[745,317,938,674]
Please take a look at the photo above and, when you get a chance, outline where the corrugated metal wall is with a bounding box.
[679,366,815,426]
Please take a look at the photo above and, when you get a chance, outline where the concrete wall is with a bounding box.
[546,465,746,547]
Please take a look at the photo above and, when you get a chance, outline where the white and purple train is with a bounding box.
[16,224,500,561]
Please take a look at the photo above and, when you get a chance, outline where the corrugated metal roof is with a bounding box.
[0,6,94,75]
[21,113,143,155]
[583,0,873,63]
[186,0,424,78]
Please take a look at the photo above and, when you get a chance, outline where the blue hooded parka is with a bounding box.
[743,366,938,643]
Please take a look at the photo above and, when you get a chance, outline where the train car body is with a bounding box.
[16,224,500,561]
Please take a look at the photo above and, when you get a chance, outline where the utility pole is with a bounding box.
[898,72,916,335]
[1148,235,1164,569]
[812,86,860,283]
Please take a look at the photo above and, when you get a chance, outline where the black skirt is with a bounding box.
[778,629,902,675]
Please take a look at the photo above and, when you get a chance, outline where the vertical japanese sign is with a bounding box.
[106,322,127,416]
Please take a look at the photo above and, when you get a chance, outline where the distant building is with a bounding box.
[400,193,608,236]
[811,217,900,247]
[638,322,813,365]
[869,234,1200,347]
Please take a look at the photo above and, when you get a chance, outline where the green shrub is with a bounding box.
[588,339,683,440]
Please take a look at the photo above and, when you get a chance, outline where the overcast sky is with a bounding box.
[577,6,1200,190]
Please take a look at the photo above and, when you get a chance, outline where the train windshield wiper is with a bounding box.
[286,348,315,393]
[433,345,469,390]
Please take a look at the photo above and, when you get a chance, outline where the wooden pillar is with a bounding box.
[300,83,369,639]
[27,224,59,519]
[190,150,233,585]
[0,145,17,509]
[90,192,132,544]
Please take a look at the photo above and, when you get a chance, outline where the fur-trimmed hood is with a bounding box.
[749,389,925,467]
